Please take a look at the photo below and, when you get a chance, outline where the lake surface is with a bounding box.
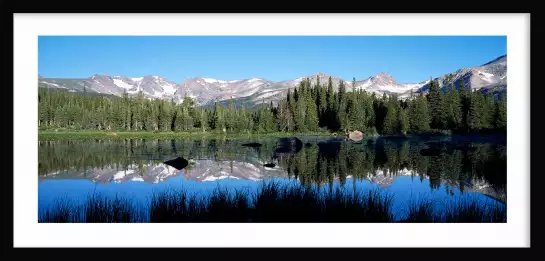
[38,135,507,221]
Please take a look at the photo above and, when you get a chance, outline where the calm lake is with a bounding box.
[38,135,506,221]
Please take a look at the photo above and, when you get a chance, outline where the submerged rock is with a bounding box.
[163,157,189,170]
[263,163,276,168]
[274,137,303,156]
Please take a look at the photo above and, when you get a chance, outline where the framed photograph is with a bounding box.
[13,13,530,248]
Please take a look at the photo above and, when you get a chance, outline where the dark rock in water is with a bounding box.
[263,163,276,168]
[304,142,312,148]
[419,148,442,156]
[274,137,303,156]
[163,157,189,170]
[242,142,262,147]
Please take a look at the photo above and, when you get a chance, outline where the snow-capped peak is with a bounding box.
[201,78,227,84]
[371,72,396,84]
[247,78,262,83]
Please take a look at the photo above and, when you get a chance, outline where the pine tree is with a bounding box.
[237,105,248,133]
[174,105,184,132]
[200,108,207,132]
[294,83,307,132]
[305,85,318,131]
[226,97,236,132]
[409,92,430,133]
[286,88,295,132]
[428,78,445,130]
[326,76,336,130]
[374,93,389,134]
[338,80,347,131]
[482,94,495,129]
[468,90,483,131]
[382,96,398,135]
[444,81,462,131]
[495,93,507,131]
[277,96,289,132]
[397,106,409,135]
[210,102,223,130]
[363,92,374,133]
[319,82,327,125]
[182,105,193,131]
[458,78,470,131]
[257,106,275,132]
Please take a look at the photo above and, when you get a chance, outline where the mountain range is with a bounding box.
[38,54,507,108]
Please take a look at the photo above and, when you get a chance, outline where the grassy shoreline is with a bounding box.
[38,129,506,141]
[38,130,334,141]
[39,182,506,223]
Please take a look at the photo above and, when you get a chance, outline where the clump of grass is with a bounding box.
[443,198,506,223]
[84,193,142,223]
[487,202,507,223]
[38,197,77,223]
[149,188,202,222]
[401,198,436,223]
[252,181,323,222]
[149,187,252,222]
[203,187,251,222]
[323,188,395,222]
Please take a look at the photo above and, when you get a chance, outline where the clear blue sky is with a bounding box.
[38,36,506,83]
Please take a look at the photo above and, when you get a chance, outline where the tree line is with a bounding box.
[38,74,506,135]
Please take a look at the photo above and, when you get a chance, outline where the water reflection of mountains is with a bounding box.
[39,136,506,202]
[39,160,505,203]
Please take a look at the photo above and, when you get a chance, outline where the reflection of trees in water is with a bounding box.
[39,138,506,197]
[276,138,506,197]
[39,138,279,175]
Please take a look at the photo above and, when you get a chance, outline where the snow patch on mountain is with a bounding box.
[202,78,227,84]
[253,90,282,101]
[248,78,262,83]
[477,71,495,82]
[113,79,133,89]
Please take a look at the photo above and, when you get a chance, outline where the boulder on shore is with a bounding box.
[347,131,364,142]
